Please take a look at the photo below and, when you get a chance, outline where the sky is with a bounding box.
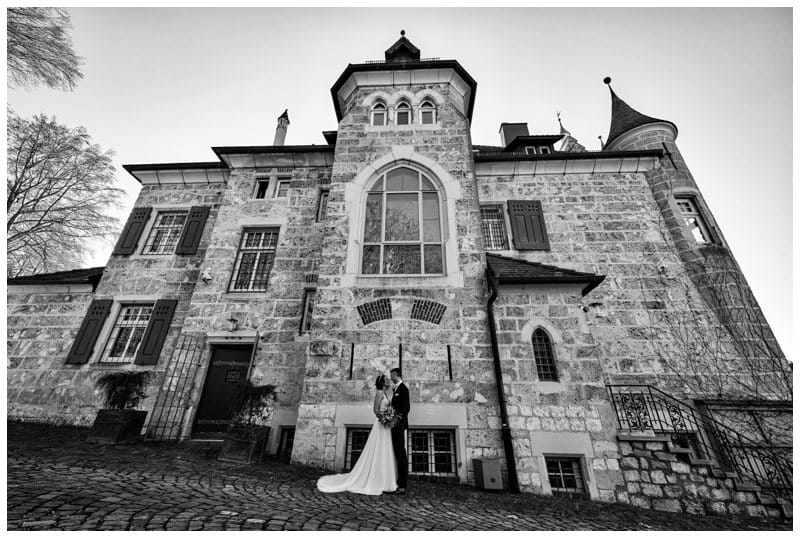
[7,7,793,357]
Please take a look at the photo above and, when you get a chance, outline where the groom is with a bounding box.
[389,367,410,495]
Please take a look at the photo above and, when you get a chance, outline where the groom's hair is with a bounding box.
[390,367,402,378]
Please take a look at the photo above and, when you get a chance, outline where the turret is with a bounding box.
[273,109,290,146]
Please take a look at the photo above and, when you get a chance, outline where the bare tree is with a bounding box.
[7,112,123,277]
[7,7,83,90]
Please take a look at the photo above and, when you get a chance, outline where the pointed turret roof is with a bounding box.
[278,109,290,123]
[604,77,676,147]
[385,30,421,62]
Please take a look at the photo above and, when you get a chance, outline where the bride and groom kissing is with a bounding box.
[317,368,411,496]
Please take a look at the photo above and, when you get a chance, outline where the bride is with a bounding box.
[316,374,397,495]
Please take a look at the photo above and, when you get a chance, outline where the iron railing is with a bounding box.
[608,384,792,501]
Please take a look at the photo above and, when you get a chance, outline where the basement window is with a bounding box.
[545,457,588,498]
[675,196,712,244]
[409,429,457,477]
[345,427,372,471]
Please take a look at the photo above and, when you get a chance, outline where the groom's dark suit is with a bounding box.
[391,381,410,489]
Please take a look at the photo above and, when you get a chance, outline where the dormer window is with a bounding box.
[371,103,387,126]
[538,146,551,154]
[524,146,537,155]
[420,101,436,124]
[396,102,411,125]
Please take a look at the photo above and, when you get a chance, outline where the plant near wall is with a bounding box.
[88,371,154,444]
[230,382,278,426]
[219,381,278,464]
[96,371,153,410]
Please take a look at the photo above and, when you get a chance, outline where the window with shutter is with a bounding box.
[175,206,211,255]
[507,200,549,250]
[65,299,113,364]
[134,299,178,365]
[112,207,152,255]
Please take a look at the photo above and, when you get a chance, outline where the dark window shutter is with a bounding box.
[134,299,178,365]
[65,299,113,364]
[508,200,549,250]
[175,206,210,255]
[112,207,152,255]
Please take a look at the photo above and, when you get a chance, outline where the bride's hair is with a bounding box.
[375,374,386,390]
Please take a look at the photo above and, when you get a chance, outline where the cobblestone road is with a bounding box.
[6,422,790,531]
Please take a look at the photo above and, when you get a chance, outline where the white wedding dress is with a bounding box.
[316,394,397,495]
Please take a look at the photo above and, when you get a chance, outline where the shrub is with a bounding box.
[96,371,153,410]
[230,381,277,427]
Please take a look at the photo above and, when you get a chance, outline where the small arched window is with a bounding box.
[396,102,411,125]
[532,328,558,381]
[362,166,444,275]
[420,101,436,124]
[371,102,387,126]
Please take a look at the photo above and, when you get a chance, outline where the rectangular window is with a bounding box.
[300,289,316,334]
[278,427,295,461]
[545,457,587,498]
[480,205,509,250]
[396,110,411,125]
[675,197,712,244]
[538,146,551,154]
[141,211,188,255]
[229,228,279,292]
[274,179,290,198]
[421,110,435,124]
[408,429,457,477]
[345,427,372,471]
[316,190,329,222]
[524,146,537,155]
[100,304,154,363]
[254,179,270,199]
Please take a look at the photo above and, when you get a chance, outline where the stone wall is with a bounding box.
[615,435,790,519]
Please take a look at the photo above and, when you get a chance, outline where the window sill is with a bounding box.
[127,253,176,261]
[222,291,267,299]
[351,273,463,289]
[365,123,441,133]
[535,381,565,394]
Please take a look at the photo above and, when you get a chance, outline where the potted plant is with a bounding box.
[218,381,277,464]
[88,371,152,444]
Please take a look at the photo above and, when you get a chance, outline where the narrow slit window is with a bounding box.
[532,328,558,381]
[675,197,712,244]
[229,228,279,292]
[300,289,316,334]
[316,190,329,222]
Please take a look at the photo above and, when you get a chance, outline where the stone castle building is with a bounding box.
[7,35,792,518]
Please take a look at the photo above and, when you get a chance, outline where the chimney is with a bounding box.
[274,109,290,146]
[499,122,529,147]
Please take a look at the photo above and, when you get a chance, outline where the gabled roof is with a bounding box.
[8,266,105,290]
[385,34,421,61]
[605,77,677,147]
[486,253,605,296]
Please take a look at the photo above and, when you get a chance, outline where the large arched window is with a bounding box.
[370,102,387,126]
[361,166,444,275]
[396,102,411,125]
[532,328,558,381]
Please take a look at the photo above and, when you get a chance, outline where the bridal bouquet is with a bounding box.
[378,408,400,428]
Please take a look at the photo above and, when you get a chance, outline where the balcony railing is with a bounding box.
[607,384,792,501]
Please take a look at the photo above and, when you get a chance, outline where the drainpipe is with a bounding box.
[485,267,521,494]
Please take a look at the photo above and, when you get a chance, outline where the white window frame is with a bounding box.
[675,196,713,244]
[395,102,412,125]
[420,101,436,124]
[274,179,290,199]
[98,302,156,364]
[524,146,537,155]
[359,166,446,277]
[370,102,387,126]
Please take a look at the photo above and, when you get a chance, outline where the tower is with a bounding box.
[273,109,290,146]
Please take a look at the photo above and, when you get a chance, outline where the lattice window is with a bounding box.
[300,289,316,334]
[100,304,154,363]
[141,211,187,255]
[545,457,587,497]
[357,298,392,325]
[480,205,509,250]
[345,427,372,470]
[409,429,457,476]
[410,300,446,324]
[229,228,279,292]
[532,328,558,381]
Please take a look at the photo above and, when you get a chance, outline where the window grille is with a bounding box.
[532,328,558,381]
[410,299,446,324]
[345,428,372,470]
[141,211,188,255]
[316,190,329,222]
[254,179,270,199]
[480,205,509,250]
[545,457,587,497]
[675,196,712,244]
[100,304,154,363]
[229,228,279,292]
[409,429,457,476]
[278,427,295,461]
[274,179,290,198]
[300,289,316,334]
[357,298,392,325]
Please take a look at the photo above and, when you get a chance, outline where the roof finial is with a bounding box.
[603,76,612,85]
[400,29,405,37]
[598,135,605,149]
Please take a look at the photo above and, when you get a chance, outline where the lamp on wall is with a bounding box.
[227,317,240,332]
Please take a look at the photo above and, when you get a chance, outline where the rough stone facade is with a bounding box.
[6,36,791,519]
